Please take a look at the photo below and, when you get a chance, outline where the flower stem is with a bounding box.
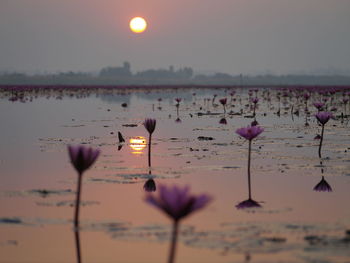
[168,221,179,263]
[248,140,252,199]
[318,124,324,159]
[74,172,83,229]
[74,228,82,263]
[148,134,152,168]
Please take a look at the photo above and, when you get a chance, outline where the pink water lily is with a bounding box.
[236,125,264,141]
[68,145,100,232]
[315,112,333,125]
[146,184,212,221]
[146,184,211,263]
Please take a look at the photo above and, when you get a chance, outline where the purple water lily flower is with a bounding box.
[313,102,325,111]
[313,176,332,192]
[236,198,262,209]
[68,145,100,230]
[143,118,156,135]
[146,184,212,263]
[315,112,333,125]
[146,184,212,221]
[251,97,259,104]
[68,145,100,174]
[236,125,264,141]
[219,98,227,106]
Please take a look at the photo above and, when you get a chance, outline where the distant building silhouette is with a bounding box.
[99,61,132,77]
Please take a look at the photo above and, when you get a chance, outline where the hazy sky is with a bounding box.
[1,0,350,75]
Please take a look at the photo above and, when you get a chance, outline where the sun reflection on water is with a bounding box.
[129,136,147,154]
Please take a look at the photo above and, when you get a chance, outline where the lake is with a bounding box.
[0,85,349,263]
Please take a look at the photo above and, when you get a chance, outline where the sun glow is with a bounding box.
[129,136,147,154]
[129,17,147,33]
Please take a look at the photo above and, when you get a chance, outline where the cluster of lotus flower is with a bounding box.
[67,111,333,263]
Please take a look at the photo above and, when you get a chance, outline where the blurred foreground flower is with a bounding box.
[68,145,100,229]
[313,176,332,192]
[145,185,212,263]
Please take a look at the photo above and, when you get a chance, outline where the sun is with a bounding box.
[129,17,147,33]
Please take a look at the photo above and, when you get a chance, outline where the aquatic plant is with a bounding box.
[251,97,259,117]
[143,118,157,191]
[145,184,212,263]
[219,98,227,113]
[315,112,332,158]
[68,145,100,228]
[236,125,264,209]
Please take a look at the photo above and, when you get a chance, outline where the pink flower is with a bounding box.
[315,112,333,125]
[145,185,212,221]
[236,125,264,141]
[219,98,227,106]
[143,118,156,135]
[236,198,262,209]
[313,176,332,192]
[175,98,182,103]
[68,145,100,174]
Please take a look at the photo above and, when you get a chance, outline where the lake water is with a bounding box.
[0,86,349,263]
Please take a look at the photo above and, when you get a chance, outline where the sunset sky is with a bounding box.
[1,0,350,75]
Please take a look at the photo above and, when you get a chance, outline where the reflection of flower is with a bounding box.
[314,134,322,140]
[313,176,332,192]
[144,178,156,192]
[145,184,212,221]
[219,118,227,125]
[68,145,100,174]
[236,198,262,209]
[236,125,264,141]
[175,117,182,123]
[143,118,156,135]
[315,112,333,125]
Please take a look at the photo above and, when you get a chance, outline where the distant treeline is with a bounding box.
[1,62,350,86]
